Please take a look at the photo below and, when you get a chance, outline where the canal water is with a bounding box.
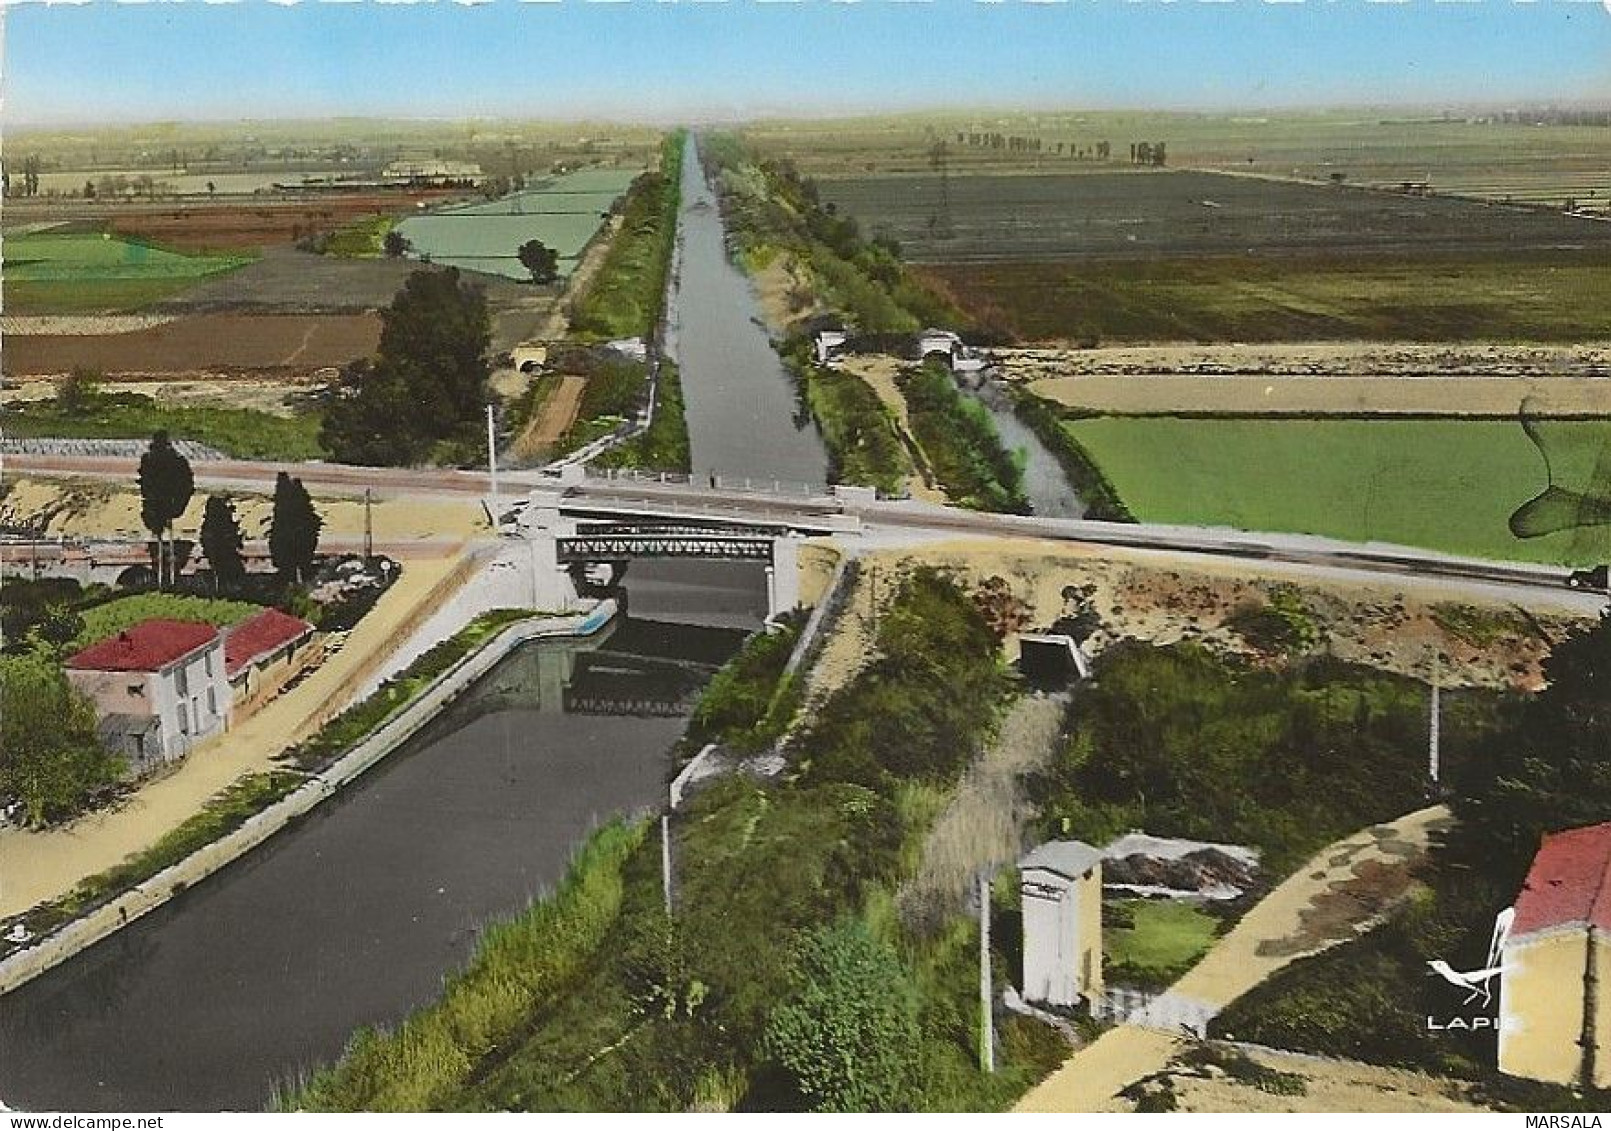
[0,561,766,1112]
[969,379,1086,520]
[665,133,830,489]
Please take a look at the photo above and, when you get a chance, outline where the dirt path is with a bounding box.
[513,373,587,462]
[837,357,948,505]
[1017,805,1451,1112]
[539,214,623,340]
[0,552,470,919]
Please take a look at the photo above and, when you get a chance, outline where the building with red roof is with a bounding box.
[1499,821,1611,1087]
[223,608,317,714]
[66,618,232,773]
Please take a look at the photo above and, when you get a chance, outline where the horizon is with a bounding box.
[4,0,1610,130]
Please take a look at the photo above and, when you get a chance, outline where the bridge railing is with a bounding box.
[579,465,827,500]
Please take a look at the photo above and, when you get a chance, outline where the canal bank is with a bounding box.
[0,561,766,1112]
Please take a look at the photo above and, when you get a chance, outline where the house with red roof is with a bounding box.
[223,607,317,716]
[1499,821,1611,1087]
[66,619,232,774]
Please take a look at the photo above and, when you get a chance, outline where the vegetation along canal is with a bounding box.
[666,133,831,488]
[0,561,766,1112]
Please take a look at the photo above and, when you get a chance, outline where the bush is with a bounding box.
[898,364,1028,514]
[1006,389,1134,522]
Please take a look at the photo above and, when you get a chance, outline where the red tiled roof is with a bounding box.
[1511,822,1611,939]
[224,608,313,676]
[67,619,219,674]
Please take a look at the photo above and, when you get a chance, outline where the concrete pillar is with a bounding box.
[526,532,578,613]
[769,536,800,616]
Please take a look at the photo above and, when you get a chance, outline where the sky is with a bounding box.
[2,0,1609,127]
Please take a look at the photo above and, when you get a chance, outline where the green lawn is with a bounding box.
[1065,416,1611,566]
[1104,899,1218,988]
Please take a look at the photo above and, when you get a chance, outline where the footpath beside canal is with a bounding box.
[0,597,618,999]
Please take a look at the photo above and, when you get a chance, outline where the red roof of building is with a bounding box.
[1511,822,1611,939]
[224,608,314,676]
[67,619,219,674]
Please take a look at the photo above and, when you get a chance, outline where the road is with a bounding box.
[7,453,1606,611]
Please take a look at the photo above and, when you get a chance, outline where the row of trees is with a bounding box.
[138,431,323,588]
[954,134,1114,161]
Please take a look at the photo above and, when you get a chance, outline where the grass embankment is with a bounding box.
[1062,415,1611,566]
[707,133,962,336]
[593,361,692,474]
[569,131,684,341]
[776,342,910,495]
[3,392,326,461]
[898,364,1027,514]
[285,608,538,772]
[550,358,650,459]
[682,614,804,755]
[1030,640,1500,879]
[1006,390,1133,522]
[919,252,1611,344]
[292,568,1070,1112]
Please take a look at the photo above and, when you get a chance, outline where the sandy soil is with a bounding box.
[750,250,826,335]
[834,356,949,504]
[1140,1045,1489,1113]
[2,375,313,417]
[0,315,178,336]
[802,541,1582,708]
[1,475,486,544]
[0,552,469,919]
[1003,342,1611,416]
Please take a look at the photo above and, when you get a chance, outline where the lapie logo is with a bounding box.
[1425,907,1514,1031]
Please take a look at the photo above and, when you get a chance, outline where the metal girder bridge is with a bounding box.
[555,529,776,563]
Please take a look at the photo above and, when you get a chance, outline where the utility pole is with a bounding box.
[1428,655,1442,786]
[661,814,674,915]
[362,488,374,568]
[486,403,500,532]
[978,870,995,1074]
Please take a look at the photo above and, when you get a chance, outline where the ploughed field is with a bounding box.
[2,312,381,377]
[1065,415,1611,566]
[820,170,1611,263]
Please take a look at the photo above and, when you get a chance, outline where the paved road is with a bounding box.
[8,453,1605,610]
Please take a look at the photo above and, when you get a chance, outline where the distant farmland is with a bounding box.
[820,170,1611,263]
[1064,415,1611,566]
[395,168,637,280]
[5,232,255,313]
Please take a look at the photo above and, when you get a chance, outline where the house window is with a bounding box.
[204,650,213,678]
[128,683,145,697]
[207,688,217,719]
[175,664,189,698]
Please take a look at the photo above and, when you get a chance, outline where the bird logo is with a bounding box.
[1426,907,1514,1009]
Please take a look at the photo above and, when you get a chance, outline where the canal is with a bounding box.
[969,378,1085,520]
[0,561,766,1112]
[665,133,830,489]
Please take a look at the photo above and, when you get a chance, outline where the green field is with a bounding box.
[1065,416,1611,566]
[1104,899,1219,989]
[4,394,325,461]
[5,232,253,312]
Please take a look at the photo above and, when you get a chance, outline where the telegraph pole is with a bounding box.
[1428,655,1442,786]
[362,488,374,568]
[486,404,500,531]
[979,871,995,1074]
[661,814,674,915]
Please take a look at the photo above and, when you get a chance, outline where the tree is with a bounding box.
[30,603,85,657]
[56,368,102,415]
[517,238,560,285]
[382,228,410,258]
[1452,612,1611,882]
[200,495,248,592]
[764,921,921,1112]
[319,268,491,465]
[138,430,194,589]
[0,654,123,826]
[269,472,322,583]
